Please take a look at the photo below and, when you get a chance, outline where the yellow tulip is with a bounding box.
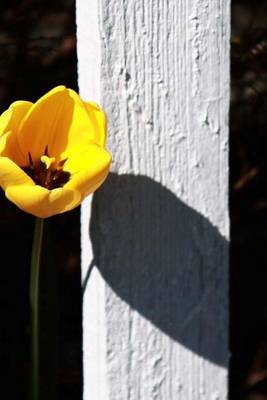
[0,86,111,218]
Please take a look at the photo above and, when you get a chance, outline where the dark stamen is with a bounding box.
[23,149,70,190]
[28,152,33,166]
[57,158,68,168]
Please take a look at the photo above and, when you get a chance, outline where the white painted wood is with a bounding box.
[77,0,230,398]
[76,1,108,399]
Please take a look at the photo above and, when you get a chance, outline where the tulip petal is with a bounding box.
[83,101,107,146]
[0,131,27,166]
[17,86,107,161]
[0,156,34,190]
[0,101,32,165]
[0,109,11,137]
[5,185,81,218]
[63,143,111,197]
[0,101,32,136]
[17,86,67,160]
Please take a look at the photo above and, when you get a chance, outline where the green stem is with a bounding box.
[30,218,44,400]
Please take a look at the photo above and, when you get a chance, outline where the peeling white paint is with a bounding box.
[77,0,230,398]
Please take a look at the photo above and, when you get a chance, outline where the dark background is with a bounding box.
[0,0,266,399]
[0,1,82,399]
[231,0,267,399]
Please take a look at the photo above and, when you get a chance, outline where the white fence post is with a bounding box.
[77,0,230,399]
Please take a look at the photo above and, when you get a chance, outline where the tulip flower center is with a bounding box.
[23,149,71,190]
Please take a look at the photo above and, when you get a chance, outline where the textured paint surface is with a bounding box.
[77,0,230,399]
[76,1,108,399]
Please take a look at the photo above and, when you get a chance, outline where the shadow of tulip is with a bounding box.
[88,173,228,368]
